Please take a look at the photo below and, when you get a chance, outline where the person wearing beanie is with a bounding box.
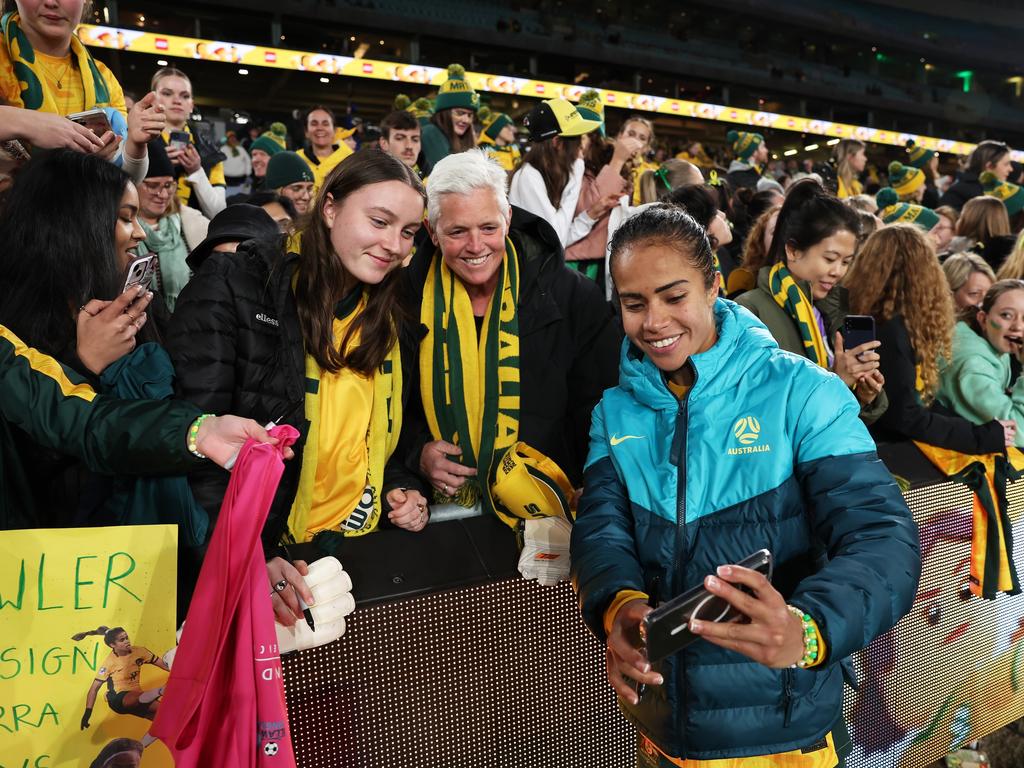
[477,106,520,172]
[509,98,615,249]
[576,89,606,136]
[379,108,422,172]
[726,129,769,190]
[905,140,940,208]
[296,105,353,194]
[981,170,1024,219]
[887,161,925,203]
[875,187,939,232]
[135,138,211,311]
[420,63,480,176]
[266,151,315,215]
[248,122,288,190]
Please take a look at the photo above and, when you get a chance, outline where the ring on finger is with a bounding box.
[273,578,288,593]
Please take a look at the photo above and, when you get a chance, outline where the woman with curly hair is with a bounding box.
[846,224,1014,452]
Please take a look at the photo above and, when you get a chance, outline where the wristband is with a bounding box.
[787,605,819,669]
[187,413,214,459]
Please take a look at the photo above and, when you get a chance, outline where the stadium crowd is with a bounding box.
[2,1,1022,765]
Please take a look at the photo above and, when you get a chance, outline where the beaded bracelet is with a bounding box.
[787,605,819,669]
[187,414,214,460]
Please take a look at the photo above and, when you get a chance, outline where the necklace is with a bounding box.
[52,58,72,90]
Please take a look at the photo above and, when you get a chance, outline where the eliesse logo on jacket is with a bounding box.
[728,416,771,455]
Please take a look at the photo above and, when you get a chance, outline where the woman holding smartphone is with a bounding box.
[737,179,887,423]
[0,0,164,177]
[167,150,431,625]
[571,205,919,767]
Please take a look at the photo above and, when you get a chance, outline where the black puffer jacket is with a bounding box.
[939,172,982,211]
[402,205,622,488]
[165,237,424,551]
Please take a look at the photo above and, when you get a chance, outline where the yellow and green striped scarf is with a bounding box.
[768,262,829,367]
[420,238,521,524]
[287,291,403,539]
[1,11,111,113]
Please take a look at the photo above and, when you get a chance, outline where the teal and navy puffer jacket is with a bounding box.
[571,299,920,760]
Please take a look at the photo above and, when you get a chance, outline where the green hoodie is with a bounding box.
[937,321,1024,447]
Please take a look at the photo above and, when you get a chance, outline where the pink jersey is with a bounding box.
[151,426,300,767]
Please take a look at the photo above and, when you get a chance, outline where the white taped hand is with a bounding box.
[275,557,356,654]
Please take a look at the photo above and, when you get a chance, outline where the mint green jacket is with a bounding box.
[937,321,1024,448]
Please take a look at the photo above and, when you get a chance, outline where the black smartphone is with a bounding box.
[168,130,191,151]
[842,314,876,352]
[122,253,156,294]
[642,549,773,663]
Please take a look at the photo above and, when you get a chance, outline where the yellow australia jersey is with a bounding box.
[162,124,226,206]
[96,646,157,693]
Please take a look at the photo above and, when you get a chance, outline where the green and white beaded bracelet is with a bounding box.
[787,605,819,669]
[187,413,214,459]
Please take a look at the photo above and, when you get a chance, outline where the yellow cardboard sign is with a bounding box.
[0,526,178,768]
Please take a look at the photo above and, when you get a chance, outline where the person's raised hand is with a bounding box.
[607,598,662,705]
[688,564,805,669]
[126,92,167,147]
[612,135,646,164]
[418,440,476,497]
[267,557,314,627]
[76,285,152,374]
[386,488,430,531]
[586,193,623,221]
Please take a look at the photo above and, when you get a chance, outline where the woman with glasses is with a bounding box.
[134,140,210,312]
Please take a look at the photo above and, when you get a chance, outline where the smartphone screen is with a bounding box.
[842,315,876,351]
[67,109,112,138]
[168,130,191,151]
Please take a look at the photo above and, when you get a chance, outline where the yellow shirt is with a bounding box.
[0,47,126,118]
[298,144,353,194]
[304,296,374,537]
[641,732,838,768]
[632,160,659,205]
[836,176,862,199]
[95,646,157,693]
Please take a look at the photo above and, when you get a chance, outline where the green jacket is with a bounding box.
[0,324,203,529]
[735,267,888,425]
[419,122,451,177]
[937,321,1024,448]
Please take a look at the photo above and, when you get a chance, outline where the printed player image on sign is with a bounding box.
[0,525,178,768]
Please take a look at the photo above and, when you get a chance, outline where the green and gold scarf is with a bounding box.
[1,11,111,113]
[420,238,521,525]
[288,291,403,539]
[768,262,829,367]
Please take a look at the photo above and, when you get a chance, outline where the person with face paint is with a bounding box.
[572,204,918,768]
[168,151,430,622]
[737,180,887,424]
[846,224,1015,452]
[418,63,480,177]
[938,280,1024,447]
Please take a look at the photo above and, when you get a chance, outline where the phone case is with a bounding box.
[123,254,156,293]
[642,549,773,663]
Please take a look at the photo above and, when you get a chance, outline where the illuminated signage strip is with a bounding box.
[79,23,1014,160]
